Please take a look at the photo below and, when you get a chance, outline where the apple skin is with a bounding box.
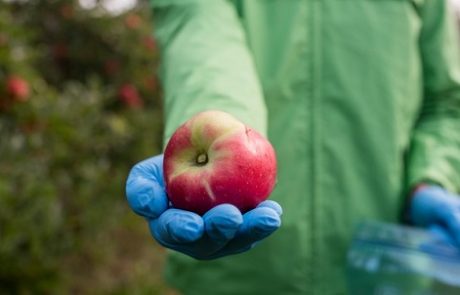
[163,110,277,215]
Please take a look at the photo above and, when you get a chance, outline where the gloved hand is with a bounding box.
[409,185,460,246]
[126,154,282,260]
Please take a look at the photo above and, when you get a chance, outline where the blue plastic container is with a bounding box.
[347,221,460,295]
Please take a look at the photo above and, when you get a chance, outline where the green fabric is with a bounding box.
[152,1,267,141]
[151,1,460,294]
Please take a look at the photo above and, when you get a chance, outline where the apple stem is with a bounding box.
[196,153,208,165]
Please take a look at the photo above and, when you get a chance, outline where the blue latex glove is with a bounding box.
[126,155,282,260]
[410,185,460,246]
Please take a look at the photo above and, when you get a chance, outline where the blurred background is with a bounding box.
[0,0,174,294]
[1,1,460,294]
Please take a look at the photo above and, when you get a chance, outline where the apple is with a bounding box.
[163,110,277,215]
[6,76,30,102]
[118,83,143,108]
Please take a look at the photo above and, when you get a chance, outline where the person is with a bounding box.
[126,1,460,294]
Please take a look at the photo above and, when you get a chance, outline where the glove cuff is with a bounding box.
[401,182,437,225]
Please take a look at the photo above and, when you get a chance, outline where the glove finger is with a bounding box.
[150,209,204,247]
[257,200,283,217]
[126,155,168,218]
[162,204,281,260]
[168,204,244,260]
[207,206,281,259]
[240,206,282,239]
[443,210,460,246]
[203,204,243,242]
[427,224,457,246]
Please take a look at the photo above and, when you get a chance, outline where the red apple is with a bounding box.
[163,110,277,215]
[118,83,143,108]
[6,76,30,102]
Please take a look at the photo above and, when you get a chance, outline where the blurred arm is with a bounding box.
[150,0,267,143]
[406,1,460,193]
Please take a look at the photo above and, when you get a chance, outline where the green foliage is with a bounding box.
[0,1,169,293]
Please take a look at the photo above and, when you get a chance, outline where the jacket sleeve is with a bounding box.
[150,0,267,144]
[407,1,460,193]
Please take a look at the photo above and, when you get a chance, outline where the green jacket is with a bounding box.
[151,1,460,294]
